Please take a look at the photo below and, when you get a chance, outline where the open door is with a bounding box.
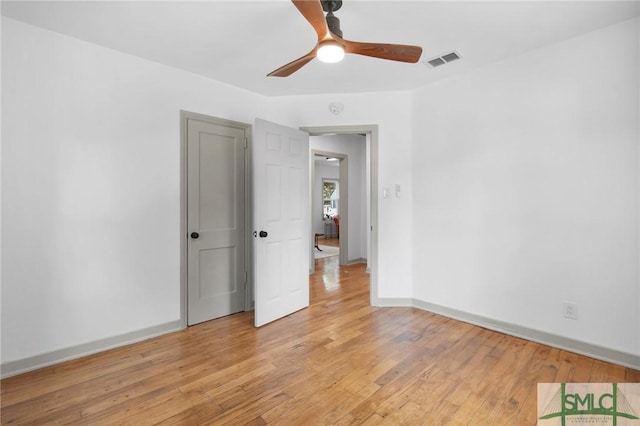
[253,119,310,327]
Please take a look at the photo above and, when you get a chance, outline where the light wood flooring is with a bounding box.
[1,256,638,425]
[319,237,339,247]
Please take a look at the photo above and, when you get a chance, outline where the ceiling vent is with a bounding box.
[423,51,461,68]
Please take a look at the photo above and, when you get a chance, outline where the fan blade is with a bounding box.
[341,39,422,63]
[292,0,331,41]
[268,48,318,77]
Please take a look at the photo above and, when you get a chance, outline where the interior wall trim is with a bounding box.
[5,299,636,378]
[374,298,413,307]
[377,298,640,370]
[0,320,183,379]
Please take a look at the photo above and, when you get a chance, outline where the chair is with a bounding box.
[333,215,340,238]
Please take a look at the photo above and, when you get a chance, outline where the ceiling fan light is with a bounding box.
[317,42,345,63]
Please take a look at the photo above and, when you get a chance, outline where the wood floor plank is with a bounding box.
[320,382,381,425]
[2,257,637,425]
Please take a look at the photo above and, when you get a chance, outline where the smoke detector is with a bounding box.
[329,102,344,115]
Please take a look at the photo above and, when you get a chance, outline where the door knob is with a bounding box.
[190,232,199,239]
[259,231,268,238]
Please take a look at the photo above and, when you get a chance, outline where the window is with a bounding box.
[322,180,339,218]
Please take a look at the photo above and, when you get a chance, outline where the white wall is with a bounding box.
[1,18,268,364]
[1,18,415,369]
[311,134,367,261]
[267,92,414,299]
[412,18,640,357]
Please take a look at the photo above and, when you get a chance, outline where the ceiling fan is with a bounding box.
[268,0,423,77]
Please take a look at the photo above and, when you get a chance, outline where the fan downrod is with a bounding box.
[321,0,343,37]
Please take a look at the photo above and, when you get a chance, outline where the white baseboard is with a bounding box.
[1,320,184,379]
[374,297,413,307]
[378,298,640,370]
[4,300,637,379]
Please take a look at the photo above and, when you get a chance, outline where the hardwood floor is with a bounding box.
[1,257,638,425]
[319,237,339,247]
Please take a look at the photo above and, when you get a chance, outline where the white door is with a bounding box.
[253,119,310,327]
[187,117,247,325]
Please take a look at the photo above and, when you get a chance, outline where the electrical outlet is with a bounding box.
[563,302,578,320]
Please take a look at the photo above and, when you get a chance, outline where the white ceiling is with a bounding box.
[3,1,639,97]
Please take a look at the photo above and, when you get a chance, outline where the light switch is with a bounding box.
[383,187,390,199]
[395,184,401,198]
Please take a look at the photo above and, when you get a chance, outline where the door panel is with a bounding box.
[187,118,246,325]
[198,247,235,298]
[198,132,236,230]
[254,119,310,327]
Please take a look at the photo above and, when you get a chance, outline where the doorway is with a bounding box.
[180,116,312,329]
[303,125,379,306]
[313,155,341,262]
[312,150,348,267]
[179,120,380,328]
[180,111,251,326]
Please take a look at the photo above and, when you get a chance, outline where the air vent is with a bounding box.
[423,51,462,68]
[441,52,460,63]
[427,57,446,68]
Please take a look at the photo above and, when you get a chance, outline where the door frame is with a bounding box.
[311,149,348,269]
[302,125,379,306]
[180,111,252,328]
